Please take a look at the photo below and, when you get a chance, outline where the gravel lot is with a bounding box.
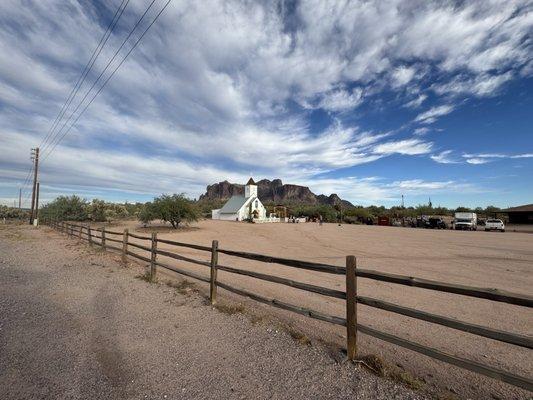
[0,224,426,400]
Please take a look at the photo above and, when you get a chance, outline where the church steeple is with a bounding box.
[245,177,257,198]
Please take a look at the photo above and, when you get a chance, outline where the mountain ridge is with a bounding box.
[199,179,353,208]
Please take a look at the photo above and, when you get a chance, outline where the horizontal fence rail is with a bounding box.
[46,220,533,392]
[357,269,533,307]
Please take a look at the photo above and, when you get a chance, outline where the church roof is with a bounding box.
[219,195,248,214]
[246,177,256,185]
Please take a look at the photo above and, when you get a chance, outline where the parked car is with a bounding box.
[485,218,505,232]
[427,217,447,229]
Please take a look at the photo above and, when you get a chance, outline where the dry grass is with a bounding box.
[214,301,246,315]
[359,354,424,391]
[166,279,198,296]
[282,325,311,345]
[135,271,155,283]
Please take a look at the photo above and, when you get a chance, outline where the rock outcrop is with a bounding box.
[199,179,353,207]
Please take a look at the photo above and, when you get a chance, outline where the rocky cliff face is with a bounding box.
[199,179,353,207]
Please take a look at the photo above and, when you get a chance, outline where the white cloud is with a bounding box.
[462,152,533,165]
[511,153,533,159]
[392,179,454,190]
[415,104,455,124]
[405,94,427,109]
[431,150,460,164]
[466,158,490,165]
[317,87,363,112]
[432,72,514,97]
[373,138,433,155]
[391,66,417,88]
[299,176,479,205]
[413,126,430,135]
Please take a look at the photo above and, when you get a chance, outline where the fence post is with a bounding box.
[122,229,129,263]
[150,232,157,281]
[88,225,93,246]
[101,228,106,249]
[346,255,357,361]
[210,240,219,305]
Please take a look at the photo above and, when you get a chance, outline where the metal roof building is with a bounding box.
[499,204,533,224]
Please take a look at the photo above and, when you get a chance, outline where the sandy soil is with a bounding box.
[96,219,533,400]
[0,224,425,400]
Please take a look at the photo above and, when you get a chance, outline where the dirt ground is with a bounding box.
[0,224,426,400]
[96,219,533,400]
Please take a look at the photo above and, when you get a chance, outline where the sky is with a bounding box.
[0,0,532,208]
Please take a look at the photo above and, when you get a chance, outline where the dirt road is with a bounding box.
[0,224,424,400]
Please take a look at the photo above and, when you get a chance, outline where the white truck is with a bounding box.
[454,212,477,231]
[485,218,505,232]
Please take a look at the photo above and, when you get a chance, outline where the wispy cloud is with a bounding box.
[463,152,533,164]
[414,104,455,124]
[405,94,428,109]
[373,139,433,155]
[431,150,460,164]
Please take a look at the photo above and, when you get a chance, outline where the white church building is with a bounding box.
[211,178,269,222]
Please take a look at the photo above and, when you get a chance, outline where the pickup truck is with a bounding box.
[485,219,505,232]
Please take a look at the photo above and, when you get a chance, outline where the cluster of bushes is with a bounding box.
[39,194,199,229]
[36,193,504,227]
[39,196,144,222]
[265,203,504,224]
[0,205,30,220]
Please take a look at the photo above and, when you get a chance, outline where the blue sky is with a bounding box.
[0,0,532,208]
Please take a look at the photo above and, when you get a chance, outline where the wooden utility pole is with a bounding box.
[35,182,40,225]
[19,188,21,209]
[29,147,39,225]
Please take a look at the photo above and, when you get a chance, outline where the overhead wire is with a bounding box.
[41,0,172,163]
[40,0,131,153]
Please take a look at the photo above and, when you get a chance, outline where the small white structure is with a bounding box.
[212,178,268,222]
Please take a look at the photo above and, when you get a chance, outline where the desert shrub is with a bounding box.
[39,195,89,221]
[138,202,157,225]
[0,206,30,220]
[87,199,107,221]
[139,194,199,228]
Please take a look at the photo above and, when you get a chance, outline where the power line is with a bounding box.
[41,0,159,160]
[20,163,34,190]
[40,0,131,153]
[41,0,172,162]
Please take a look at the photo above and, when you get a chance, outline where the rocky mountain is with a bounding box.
[199,179,353,208]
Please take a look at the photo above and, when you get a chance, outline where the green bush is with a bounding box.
[0,206,30,220]
[139,194,199,228]
[39,195,89,221]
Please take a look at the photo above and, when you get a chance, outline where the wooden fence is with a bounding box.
[47,220,533,392]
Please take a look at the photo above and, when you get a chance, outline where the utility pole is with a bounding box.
[19,188,21,209]
[35,182,40,225]
[30,147,39,225]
